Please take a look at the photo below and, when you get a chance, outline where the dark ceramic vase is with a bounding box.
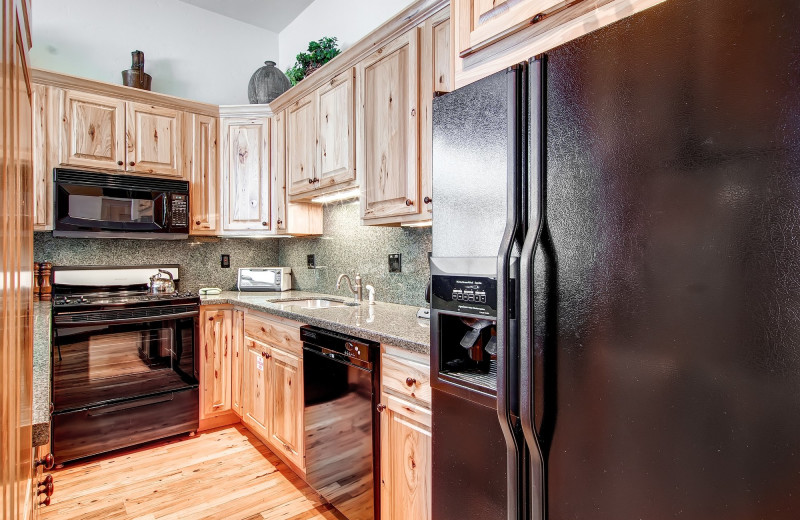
[122,50,152,91]
[248,60,291,104]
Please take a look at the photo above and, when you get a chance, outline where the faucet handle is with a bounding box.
[365,285,375,305]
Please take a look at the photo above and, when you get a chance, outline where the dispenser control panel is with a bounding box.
[432,275,497,317]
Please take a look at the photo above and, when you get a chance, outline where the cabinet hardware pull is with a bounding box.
[38,475,53,488]
[308,178,315,184]
[129,161,135,166]
[262,222,268,226]
[405,199,414,206]
[411,108,416,117]
[423,196,432,204]
[34,453,54,470]
[405,377,417,387]
[39,497,51,507]
[195,220,201,225]
[37,482,54,497]
[277,219,283,225]
[376,403,386,412]
[117,161,123,166]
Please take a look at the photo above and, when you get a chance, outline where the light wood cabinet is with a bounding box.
[379,349,433,520]
[419,9,453,218]
[200,307,233,420]
[242,337,271,441]
[60,89,126,171]
[126,102,183,177]
[316,69,356,190]
[32,83,60,231]
[186,113,219,235]
[231,309,245,416]
[220,117,271,232]
[358,28,421,222]
[455,0,562,57]
[286,94,317,196]
[270,348,304,469]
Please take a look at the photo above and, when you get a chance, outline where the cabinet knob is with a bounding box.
[117,161,123,166]
[35,453,54,470]
[37,482,54,498]
[405,377,417,387]
[411,108,416,117]
[261,221,268,226]
[423,196,432,204]
[195,220,201,225]
[376,403,386,413]
[129,161,135,166]
[262,352,271,359]
[276,219,283,226]
[38,475,53,487]
[39,496,51,507]
[308,178,315,184]
[405,199,414,207]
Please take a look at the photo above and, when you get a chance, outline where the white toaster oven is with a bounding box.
[237,267,292,292]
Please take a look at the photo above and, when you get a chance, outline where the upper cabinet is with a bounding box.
[126,102,183,177]
[455,0,563,56]
[61,89,126,170]
[358,29,420,223]
[220,115,271,233]
[286,67,357,200]
[316,69,356,190]
[186,113,218,235]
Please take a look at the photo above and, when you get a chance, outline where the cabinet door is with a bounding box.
[200,308,232,419]
[126,102,183,177]
[32,84,59,231]
[455,0,563,56]
[242,337,271,441]
[60,89,126,170]
[380,396,432,520]
[317,68,355,189]
[420,10,452,217]
[187,113,218,235]
[286,94,317,196]
[221,118,271,232]
[359,29,421,221]
[231,309,245,416]
[270,347,304,469]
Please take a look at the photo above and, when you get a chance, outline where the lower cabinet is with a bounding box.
[270,348,304,468]
[199,307,233,420]
[379,348,433,520]
[231,309,245,416]
[242,336,271,441]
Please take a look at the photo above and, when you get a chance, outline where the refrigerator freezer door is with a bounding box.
[535,0,800,518]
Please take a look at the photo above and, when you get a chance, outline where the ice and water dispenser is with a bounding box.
[431,274,499,395]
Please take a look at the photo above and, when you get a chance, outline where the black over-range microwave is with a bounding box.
[53,169,190,239]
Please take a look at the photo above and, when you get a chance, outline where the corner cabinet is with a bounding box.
[220,114,272,233]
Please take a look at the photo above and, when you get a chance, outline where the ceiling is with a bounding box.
[178,0,316,32]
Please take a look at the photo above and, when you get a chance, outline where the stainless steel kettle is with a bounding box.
[148,269,175,294]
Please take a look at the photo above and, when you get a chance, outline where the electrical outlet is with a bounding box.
[220,254,230,268]
[389,254,402,273]
[307,254,316,269]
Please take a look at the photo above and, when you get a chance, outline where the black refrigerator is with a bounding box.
[430,0,800,519]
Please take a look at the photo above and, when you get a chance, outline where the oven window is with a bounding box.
[68,194,155,224]
[53,318,197,413]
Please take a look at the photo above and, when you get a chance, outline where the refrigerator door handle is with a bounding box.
[520,55,547,520]
[497,63,526,520]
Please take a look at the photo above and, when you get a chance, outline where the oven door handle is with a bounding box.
[54,310,199,327]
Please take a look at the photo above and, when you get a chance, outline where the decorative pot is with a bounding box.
[122,50,152,91]
[248,60,291,104]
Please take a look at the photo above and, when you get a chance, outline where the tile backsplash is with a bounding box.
[33,202,432,307]
[279,202,432,308]
[33,234,280,293]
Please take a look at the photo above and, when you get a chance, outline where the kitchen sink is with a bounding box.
[268,297,359,309]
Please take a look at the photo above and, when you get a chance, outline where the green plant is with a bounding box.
[285,36,342,86]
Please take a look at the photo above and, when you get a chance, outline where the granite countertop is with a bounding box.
[32,301,52,447]
[201,291,431,355]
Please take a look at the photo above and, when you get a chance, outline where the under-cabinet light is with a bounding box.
[310,188,361,204]
[401,221,432,228]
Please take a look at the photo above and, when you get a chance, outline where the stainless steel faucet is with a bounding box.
[336,273,363,303]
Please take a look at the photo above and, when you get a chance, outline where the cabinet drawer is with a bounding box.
[382,353,431,406]
[244,313,302,354]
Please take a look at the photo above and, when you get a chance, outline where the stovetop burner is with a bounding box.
[53,291,199,308]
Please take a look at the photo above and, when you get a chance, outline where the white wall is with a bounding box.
[278,0,413,71]
[31,0,279,105]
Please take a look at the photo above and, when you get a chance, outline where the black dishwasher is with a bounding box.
[300,326,380,520]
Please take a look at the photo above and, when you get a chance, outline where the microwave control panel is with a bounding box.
[170,194,189,228]
[431,275,497,317]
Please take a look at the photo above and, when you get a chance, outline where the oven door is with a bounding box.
[52,313,198,414]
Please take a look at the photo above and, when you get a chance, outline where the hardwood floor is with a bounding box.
[42,425,346,520]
